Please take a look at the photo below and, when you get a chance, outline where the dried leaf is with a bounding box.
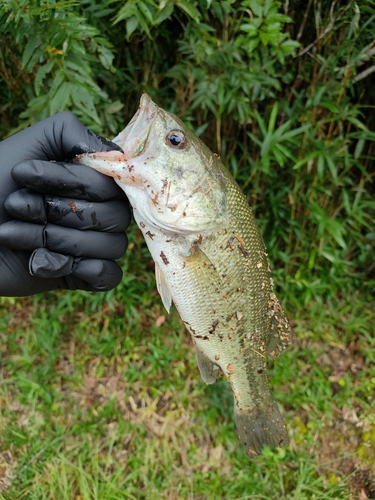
[155,315,166,327]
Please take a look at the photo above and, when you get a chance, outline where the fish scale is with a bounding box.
[76,93,292,458]
[154,178,288,456]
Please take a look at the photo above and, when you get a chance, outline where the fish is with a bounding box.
[76,93,292,458]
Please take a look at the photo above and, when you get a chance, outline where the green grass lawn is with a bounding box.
[1,231,374,499]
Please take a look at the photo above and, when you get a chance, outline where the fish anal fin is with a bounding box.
[155,262,172,313]
[194,345,221,385]
[267,298,292,359]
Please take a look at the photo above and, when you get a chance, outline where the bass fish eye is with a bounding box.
[166,130,187,150]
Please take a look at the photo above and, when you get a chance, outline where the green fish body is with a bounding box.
[77,94,292,457]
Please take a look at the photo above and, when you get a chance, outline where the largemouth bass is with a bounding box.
[77,94,292,458]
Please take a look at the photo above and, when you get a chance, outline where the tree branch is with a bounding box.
[296,0,353,57]
[353,65,375,83]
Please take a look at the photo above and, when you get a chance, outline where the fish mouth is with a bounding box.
[113,93,158,160]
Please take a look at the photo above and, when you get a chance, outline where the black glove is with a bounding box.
[0,111,131,296]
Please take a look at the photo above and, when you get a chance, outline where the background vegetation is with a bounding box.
[0,0,374,498]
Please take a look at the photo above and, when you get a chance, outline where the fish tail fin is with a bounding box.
[234,400,289,458]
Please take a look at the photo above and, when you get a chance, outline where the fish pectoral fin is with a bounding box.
[183,247,223,385]
[194,345,221,385]
[267,308,292,359]
[155,262,172,313]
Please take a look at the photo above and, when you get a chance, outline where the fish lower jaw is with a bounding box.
[134,207,222,240]
[78,150,128,163]
[76,152,135,182]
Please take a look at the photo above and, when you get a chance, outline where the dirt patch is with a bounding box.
[0,450,17,493]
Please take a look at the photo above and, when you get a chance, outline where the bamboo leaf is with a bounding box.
[268,102,278,133]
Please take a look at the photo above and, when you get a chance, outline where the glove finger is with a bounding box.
[46,196,130,232]
[46,112,123,159]
[0,247,122,296]
[65,258,123,291]
[0,221,127,259]
[12,160,125,201]
[5,189,131,232]
[28,248,123,291]
[0,247,67,296]
[0,111,123,226]
[4,189,46,224]
[0,221,44,249]
[45,224,128,259]
[29,248,75,278]
[1,111,122,164]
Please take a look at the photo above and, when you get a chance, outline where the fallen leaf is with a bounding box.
[155,315,166,327]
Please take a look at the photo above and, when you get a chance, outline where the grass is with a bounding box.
[0,227,374,499]
[1,0,375,497]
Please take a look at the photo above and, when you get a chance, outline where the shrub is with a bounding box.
[1,0,374,304]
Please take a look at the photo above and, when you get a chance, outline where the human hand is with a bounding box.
[0,112,131,296]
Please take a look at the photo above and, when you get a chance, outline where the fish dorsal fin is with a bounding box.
[155,262,172,313]
[194,345,221,385]
[267,298,292,359]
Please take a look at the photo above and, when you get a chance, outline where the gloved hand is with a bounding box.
[0,111,131,296]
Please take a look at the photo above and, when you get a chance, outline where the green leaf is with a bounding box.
[249,0,263,17]
[326,155,338,180]
[263,0,274,16]
[175,0,201,22]
[154,3,174,25]
[50,81,71,115]
[49,70,66,99]
[293,151,322,170]
[70,84,100,124]
[136,10,153,37]
[98,45,114,70]
[253,109,267,137]
[272,144,286,166]
[247,132,263,148]
[107,101,124,114]
[194,122,209,137]
[354,138,366,159]
[268,102,278,132]
[240,23,259,36]
[278,124,309,140]
[138,0,154,24]
[22,34,41,69]
[347,115,368,132]
[34,58,55,96]
[114,3,138,24]
[326,222,347,250]
[275,143,297,163]
[320,100,339,113]
[280,39,300,54]
[317,155,325,178]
